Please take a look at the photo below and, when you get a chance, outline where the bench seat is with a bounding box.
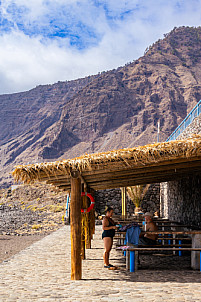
[117,246,201,272]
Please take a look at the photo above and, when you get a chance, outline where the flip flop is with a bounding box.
[109,265,118,270]
[104,264,118,270]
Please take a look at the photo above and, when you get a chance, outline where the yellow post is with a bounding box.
[121,187,127,219]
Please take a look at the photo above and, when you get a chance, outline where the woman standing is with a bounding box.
[102,207,117,268]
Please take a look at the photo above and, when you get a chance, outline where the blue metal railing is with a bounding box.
[166,100,201,141]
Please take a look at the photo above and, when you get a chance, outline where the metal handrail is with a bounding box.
[166,100,201,141]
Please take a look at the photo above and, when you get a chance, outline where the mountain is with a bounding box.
[1,26,201,188]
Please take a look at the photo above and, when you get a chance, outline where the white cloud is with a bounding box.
[0,0,201,94]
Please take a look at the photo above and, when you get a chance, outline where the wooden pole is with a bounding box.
[86,210,92,249]
[85,188,95,249]
[83,187,90,249]
[92,208,95,235]
[81,184,87,260]
[70,171,82,280]
[91,189,96,236]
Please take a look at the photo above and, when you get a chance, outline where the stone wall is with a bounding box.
[94,184,160,216]
[178,114,201,139]
[94,188,133,216]
[160,173,201,227]
[160,114,201,226]
[141,184,160,214]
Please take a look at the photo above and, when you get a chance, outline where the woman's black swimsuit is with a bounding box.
[102,218,115,239]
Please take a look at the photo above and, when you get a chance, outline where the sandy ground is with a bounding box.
[0,234,46,263]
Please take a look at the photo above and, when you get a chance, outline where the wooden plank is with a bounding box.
[116,244,192,247]
[114,236,191,240]
[142,231,201,234]
[116,231,201,235]
[83,172,197,190]
[118,247,201,251]
[70,172,82,280]
[43,169,183,186]
[54,171,188,190]
[90,167,200,183]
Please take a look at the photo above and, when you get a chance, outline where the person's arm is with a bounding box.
[144,222,158,239]
[102,218,116,231]
[139,231,145,238]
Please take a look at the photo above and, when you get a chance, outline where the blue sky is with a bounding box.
[0,0,201,94]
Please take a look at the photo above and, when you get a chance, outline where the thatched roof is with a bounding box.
[13,136,201,190]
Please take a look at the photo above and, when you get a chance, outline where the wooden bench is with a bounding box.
[117,247,201,272]
[114,232,192,250]
[116,230,201,271]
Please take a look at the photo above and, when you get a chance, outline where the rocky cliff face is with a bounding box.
[0,76,98,186]
[1,26,201,188]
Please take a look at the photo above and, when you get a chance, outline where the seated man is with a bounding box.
[138,212,158,246]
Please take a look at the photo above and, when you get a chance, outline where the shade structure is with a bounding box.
[13,135,201,190]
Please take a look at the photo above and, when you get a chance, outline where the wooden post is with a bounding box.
[90,189,96,236]
[85,188,91,249]
[121,187,127,219]
[92,208,95,235]
[70,171,82,280]
[86,210,92,249]
[81,184,87,260]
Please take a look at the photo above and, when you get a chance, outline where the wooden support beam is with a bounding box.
[83,170,200,190]
[70,171,82,280]
[57,169,201,191]
[45,160,201,190]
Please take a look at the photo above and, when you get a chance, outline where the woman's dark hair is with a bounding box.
[105,206,113,213]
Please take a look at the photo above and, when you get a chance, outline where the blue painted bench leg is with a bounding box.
[168,234,171,245]
[179,240,182,256]
[130,251,135,272]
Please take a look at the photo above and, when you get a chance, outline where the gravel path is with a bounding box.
[1,225,201,301]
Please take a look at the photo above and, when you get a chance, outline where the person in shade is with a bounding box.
[102,207,118,268]
[139,212,158,245]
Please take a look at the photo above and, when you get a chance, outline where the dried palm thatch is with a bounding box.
[127,184,150,208]
[12,135,201,186]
